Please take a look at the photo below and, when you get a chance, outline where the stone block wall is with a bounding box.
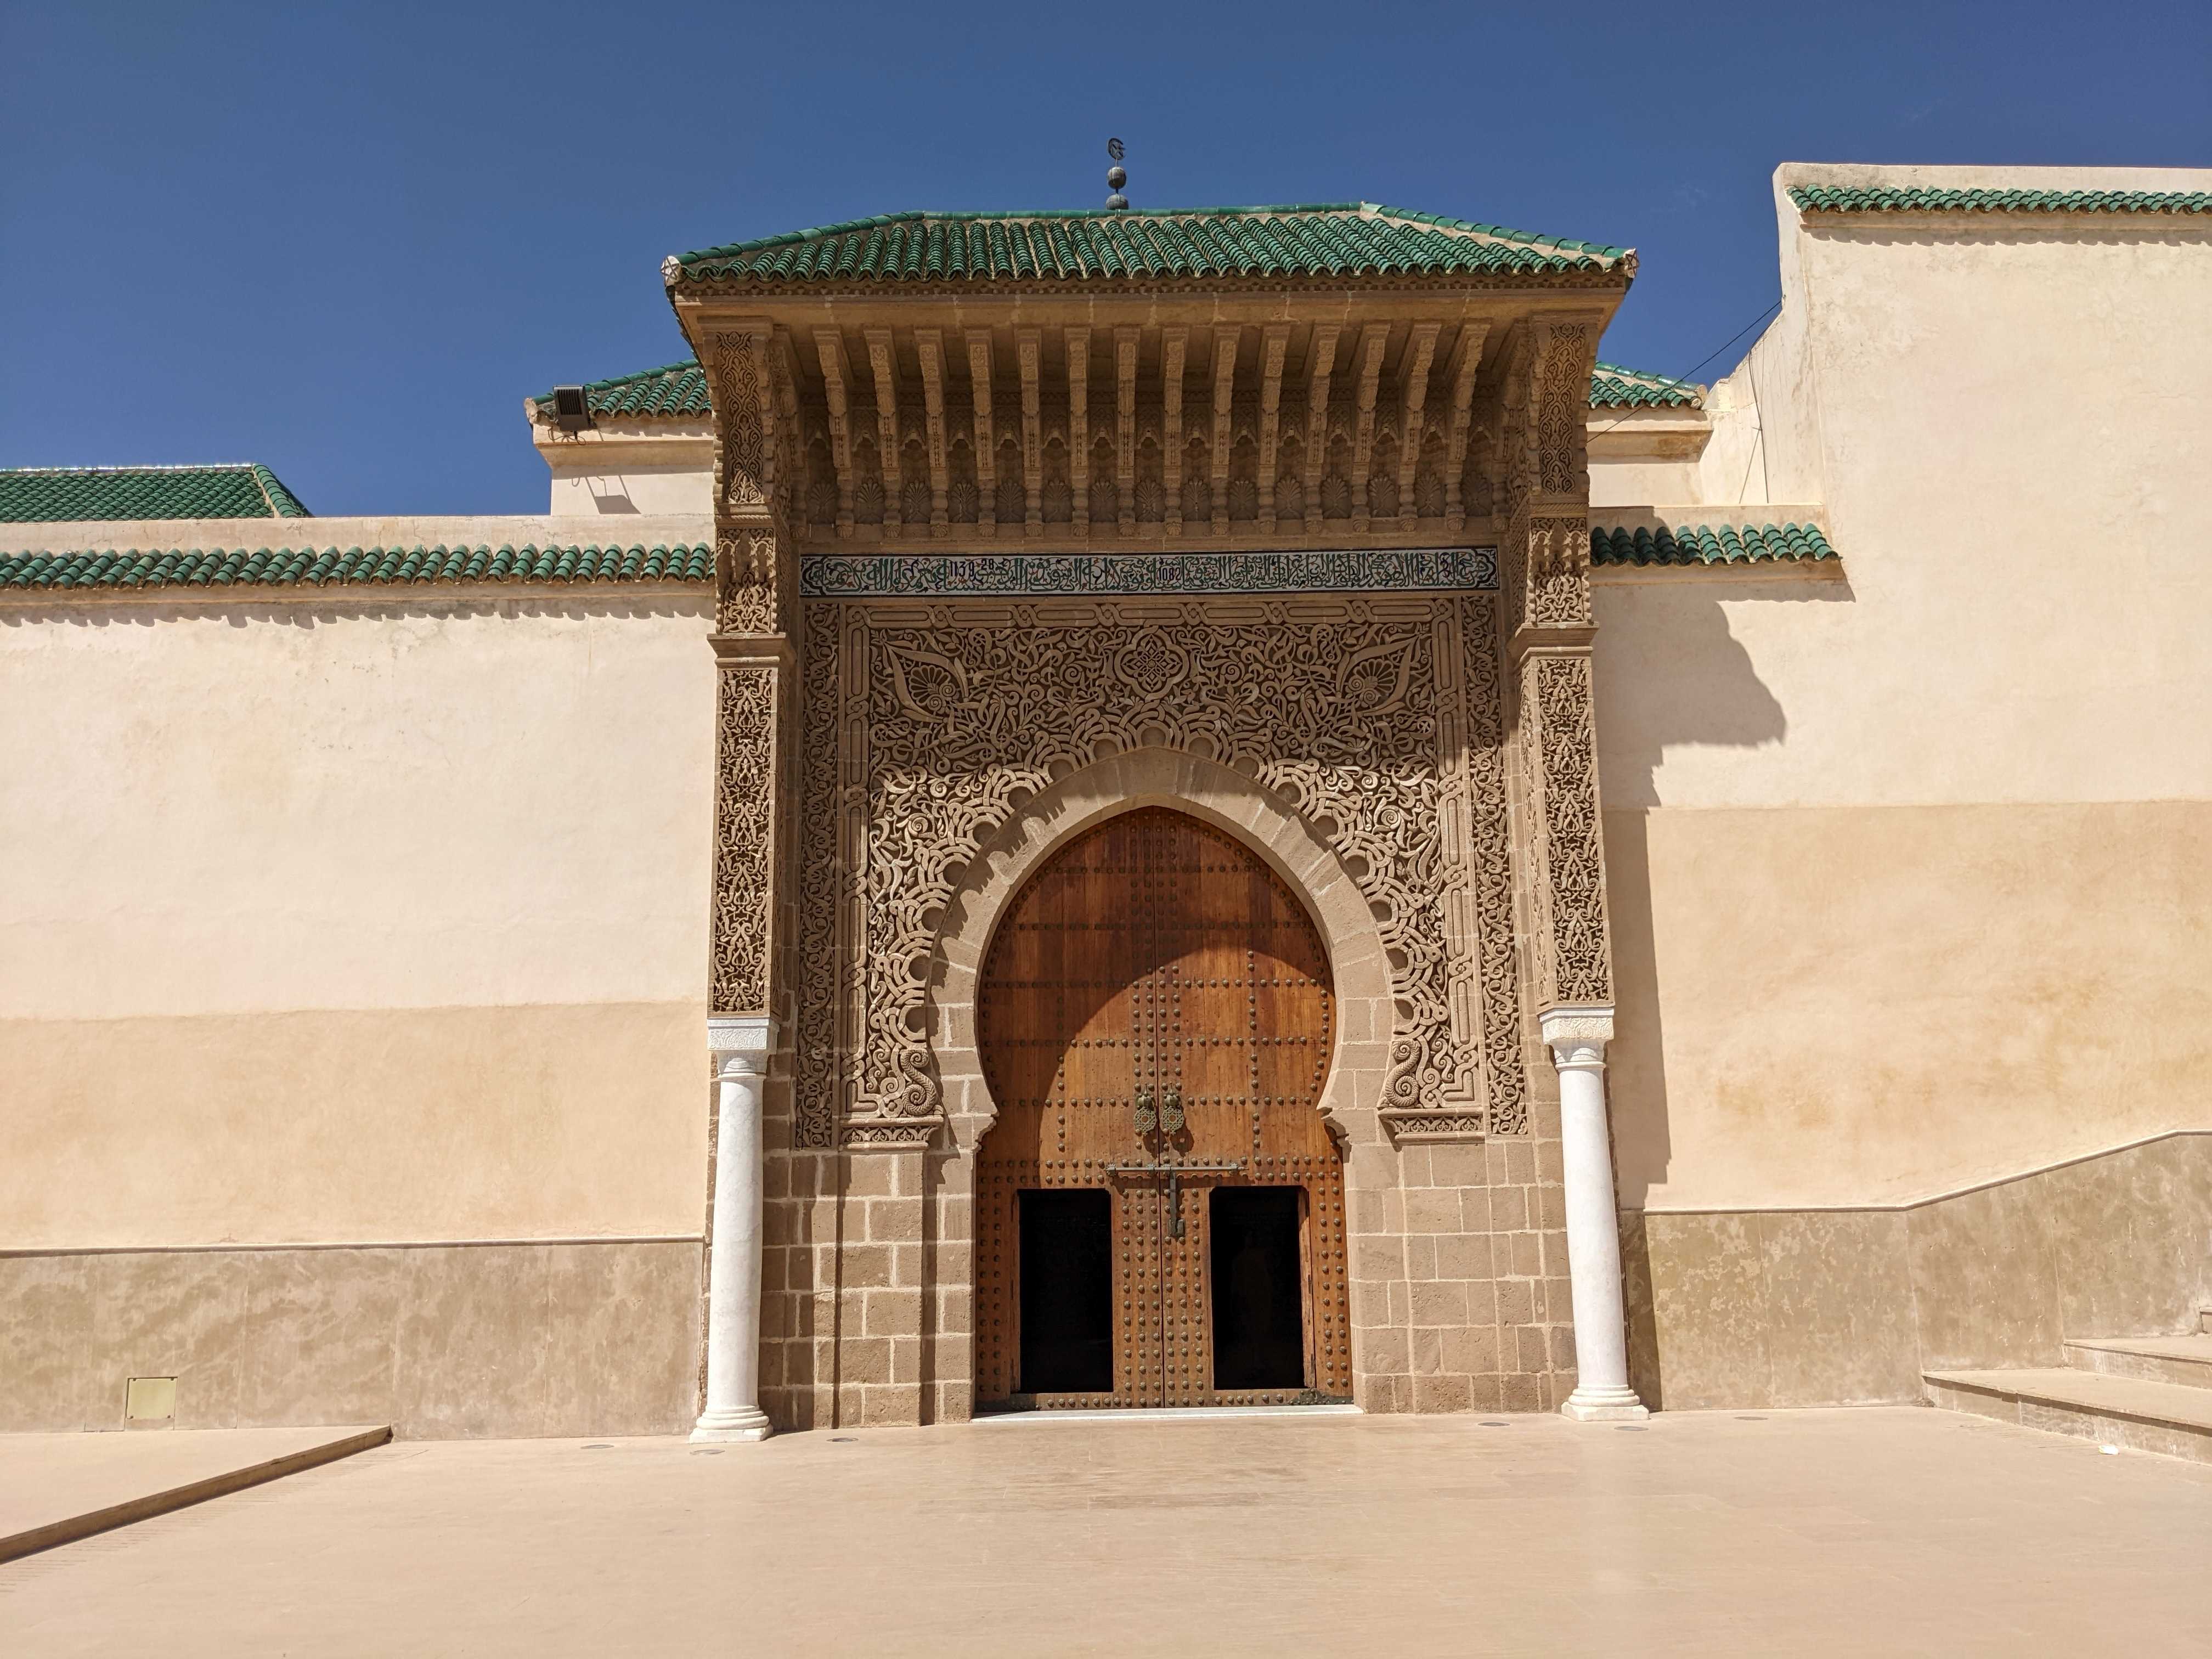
[1622,1131,2212,1409]
[757,1066,1580,1429]
[1348,1122,1576,1415]
[0,1238,701,1437]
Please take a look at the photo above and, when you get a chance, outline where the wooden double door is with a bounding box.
[976,808,1352,1409]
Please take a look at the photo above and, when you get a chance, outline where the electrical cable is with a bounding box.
[1587,296,1784,438]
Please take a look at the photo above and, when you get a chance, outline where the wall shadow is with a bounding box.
[1593,574,1858,1407]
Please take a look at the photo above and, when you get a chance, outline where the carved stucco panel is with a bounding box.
[1526,516,1593,628]
[710,331,768,510]
[793,614,844,1143]
[716,527,783,635]
[1460,597,1529,1134]
[1528,652,1611,1007]
[1534,323,1591,497]
[792,596,1532,1144]
[710,664,777,1016]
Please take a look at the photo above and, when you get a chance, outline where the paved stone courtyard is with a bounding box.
[3,1407,2207,1655]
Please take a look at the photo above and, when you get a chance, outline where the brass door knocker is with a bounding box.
[1133,1087,1157,1135]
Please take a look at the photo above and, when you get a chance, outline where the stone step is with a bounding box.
[0,1425,392,1564]
[1924,1368,2212,1464]
[2064,1334,2212,1389]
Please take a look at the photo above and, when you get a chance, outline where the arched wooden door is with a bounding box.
[975,807,1351,1409]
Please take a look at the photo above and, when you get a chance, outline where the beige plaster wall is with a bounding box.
[1585,454,1700,509]
[532,427,715,516]
[0,575,718,1249]
[1604,797,2212,1211]
[1585,409,1709,509]
[1596,164,2212,1217]
[546,464,715,517]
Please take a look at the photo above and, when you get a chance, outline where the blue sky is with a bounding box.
[4,1,2207,516]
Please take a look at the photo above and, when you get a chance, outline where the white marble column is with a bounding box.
[1542,1006,1649,1421]
[693,1016,774,1442]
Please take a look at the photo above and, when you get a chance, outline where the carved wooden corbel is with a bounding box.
[1301,324,1340,535]
[1256,324,1290,528]
[811,329,856,536]
[966,330,998,537]
[1065,326,1091,533]
[863,328,902,534]
[1395,323,1441,528]
[1440,321,1488,529]
[1015,328,1043,532]
[1160,326,1187,537]
[1209,326,1239,534]
[1114,326,1141,535]
[1348,323,1389,528]
[915,329,950,534]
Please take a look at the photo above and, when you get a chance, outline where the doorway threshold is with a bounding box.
[975,1404,1362,1424]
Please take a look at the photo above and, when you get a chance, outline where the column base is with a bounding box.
[690,1407,774,1443]
[1560,1386,1649,1423]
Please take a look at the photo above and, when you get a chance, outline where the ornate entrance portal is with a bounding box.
[975,808,1352,1408]
[676,203,1650,1430]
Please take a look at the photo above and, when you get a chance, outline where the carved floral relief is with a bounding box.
[791,596,1530,1147]
[710,665,777,1015]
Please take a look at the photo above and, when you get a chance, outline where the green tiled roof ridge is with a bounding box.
[1589,362,1702,408]
[530,358,709,419]
[248,463,312,517]
[541,356,1690,419]
[0,540,716,592]
[1790,185,2212,215]
[677,203,1628,266]
[0,463,312,523]
[670,203,1632,285]
[1589,522,1836,567]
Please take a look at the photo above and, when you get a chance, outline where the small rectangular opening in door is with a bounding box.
[1209,1187,1307,1390]
[1018,1188,1114,1393]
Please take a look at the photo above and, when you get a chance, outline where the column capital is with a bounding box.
[1539,1004,1614,1070]
[708,1015,776,1064]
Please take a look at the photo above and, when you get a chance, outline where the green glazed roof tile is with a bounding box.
[1790,185,2211,216]
[1589,522,1837,567]
[1588,362,1702,408]
[0,541,715,593]
[530,359,710,420]
[670,203,1630,285]
[0,464,311,522]
[549,356,1687,421]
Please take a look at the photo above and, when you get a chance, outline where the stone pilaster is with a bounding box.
[698,317,800,1436]
[1497,317,1644,1418]
[1499,317,1613,1015]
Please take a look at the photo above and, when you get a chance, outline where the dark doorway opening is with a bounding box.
[1018,1189,1113,1393]
[1210,1186,1307,1390]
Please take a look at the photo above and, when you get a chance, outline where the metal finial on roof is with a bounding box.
[1105,138,1128,211]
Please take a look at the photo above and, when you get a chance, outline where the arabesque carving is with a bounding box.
[1460,599,1530,1133]
[716,528,783,635]
[1534,324,1590,496]
[1526,516,1593,627]
[792,611,844,1145]
[711,332,768,510]
[794,596,1530,1141]
[1532,654,1611,1005]
[710,665,777,1015]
